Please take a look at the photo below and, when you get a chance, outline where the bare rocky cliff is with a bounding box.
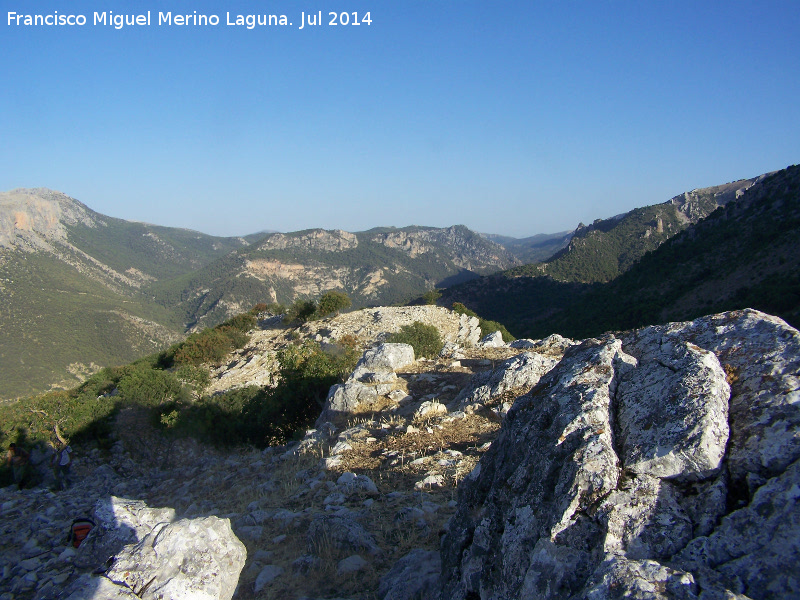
[0,188,98,251]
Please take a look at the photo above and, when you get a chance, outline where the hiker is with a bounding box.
[6,443,30,490]
[51,442,73,490]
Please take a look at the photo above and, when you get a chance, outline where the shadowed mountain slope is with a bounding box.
[442,165,798,339]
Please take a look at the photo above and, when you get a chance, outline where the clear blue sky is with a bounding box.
[2,1,799,237]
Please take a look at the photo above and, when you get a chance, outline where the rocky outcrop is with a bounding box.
[370,225,519,272]
[63,497,246,600]
[258,229,359,252]
[352,343,416,379]
[7,305,797,600]
[303,306,481,348]
[379,549,441,600]
[439,309,800,600]
[478,331,505,348]
[317,343,415,426]
[0,188,97,251]
[451,352,562,413]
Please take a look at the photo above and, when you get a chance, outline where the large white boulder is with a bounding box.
[105,516,246,600]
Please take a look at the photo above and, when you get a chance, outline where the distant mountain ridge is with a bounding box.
[0,190,519,399]
[441,167,797,338]
[149,224,521,330]
[0,188,255,399]
[482,230,573,264]
[2,166,791,400]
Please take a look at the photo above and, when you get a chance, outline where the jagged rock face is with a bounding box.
[258,229,359,252]
[450,350,565,413]
[668,174,768,223]
[439,309,800,600]
[0,188,97,250]
[370,225,519,271]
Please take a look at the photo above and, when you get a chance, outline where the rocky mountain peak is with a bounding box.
[258,229,359,252]
[668,173,771,223]
[0,188,99,250]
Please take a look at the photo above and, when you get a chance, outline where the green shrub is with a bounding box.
[422,289,442,305]
[158,386,261,445]
[175,365,211,395]
[170,329,233,366]
[316,290,352,317]
[158,341,359,448]
[451,302,477,318]
[117,368,188,407]
[265,302,287,315]
[162,312,255,367]
[240,341,359,445]
[388,321,443,358]
[286,299,317,324]
[217,312,257,333]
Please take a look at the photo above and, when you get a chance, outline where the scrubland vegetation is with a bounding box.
[0,294,362,484]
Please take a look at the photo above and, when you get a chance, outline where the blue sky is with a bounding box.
[2,1,799,237]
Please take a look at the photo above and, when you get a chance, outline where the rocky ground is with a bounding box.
[2,306,799,600]
[0,307,557,599]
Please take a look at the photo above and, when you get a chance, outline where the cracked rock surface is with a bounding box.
[439,309,800,600]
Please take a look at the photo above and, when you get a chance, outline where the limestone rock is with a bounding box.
[317,343,414,425]
[62,574,140,599]
[530,333,577,355]
[439,341,465,359]
[508,338,536,349]
[414,400,448,420]
[254,565,284,593]
[307,515,382,556]
[336,472,379,496]
[478,331,505,348]
[337,554,369,575]
[674,457,800,598]
[378,549,441,600]
[616,338,730,480]
[352,343,415,380]
[581,557,698,599]
[318,381,378,424]
[438,310,800,600]
[75,497,176,569]
[451,351,561,412]
[105,516,247,600]
[457,314,481,347]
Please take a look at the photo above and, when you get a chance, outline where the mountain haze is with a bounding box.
[482,230,573,264]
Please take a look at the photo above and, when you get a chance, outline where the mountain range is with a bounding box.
[0,191,519,399]
[440,168,799,337]
[3,164,797,400]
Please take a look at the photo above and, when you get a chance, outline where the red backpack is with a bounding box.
[68,518,95,548]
